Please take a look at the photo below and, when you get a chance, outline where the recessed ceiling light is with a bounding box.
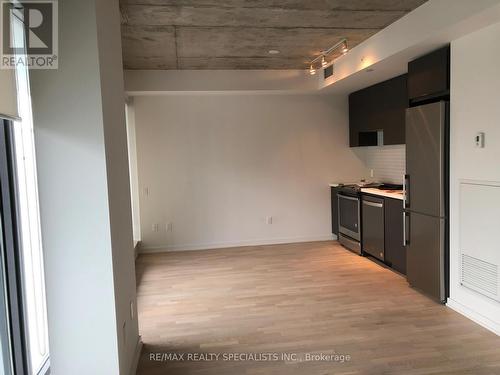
[268,50,280,55]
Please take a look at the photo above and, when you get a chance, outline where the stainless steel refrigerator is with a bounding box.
[404,101,448,303]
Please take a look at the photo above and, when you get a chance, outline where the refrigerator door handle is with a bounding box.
[403,212,410,246]
[402,211,406,246]
[403,174,410,209]
[403,174,406,207]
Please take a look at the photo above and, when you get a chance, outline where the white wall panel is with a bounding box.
[132,93,367,251]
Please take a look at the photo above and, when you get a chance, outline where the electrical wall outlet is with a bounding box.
[475,132,485,148]
[266,216,273,225]
[143,187,150,196]
[370,169,374,178]
[152,223,159,232]
[166,222,173,232]
[130,300,135,320]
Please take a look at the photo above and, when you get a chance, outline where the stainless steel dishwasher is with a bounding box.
[362,196,385,261]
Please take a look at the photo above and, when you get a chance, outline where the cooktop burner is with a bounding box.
[338,184,363,197]
[337,182,403,196]
[378,183,403,190]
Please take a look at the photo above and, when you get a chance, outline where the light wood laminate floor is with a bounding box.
[135,241,500,375]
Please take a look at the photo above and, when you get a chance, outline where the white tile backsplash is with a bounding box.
[355,145,406,184]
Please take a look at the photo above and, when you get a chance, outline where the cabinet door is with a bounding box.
[331,187,339,236]
[361,196,385,261]
[384,197,406,274]
[408,46,449,101]
[380,75,407,145]
[349,74,407,147]
[349,91,369,147]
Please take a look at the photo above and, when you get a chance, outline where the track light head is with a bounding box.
[321,55,328,68]
[341,41,349,55]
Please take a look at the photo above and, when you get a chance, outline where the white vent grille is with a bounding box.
[461,254,499,300]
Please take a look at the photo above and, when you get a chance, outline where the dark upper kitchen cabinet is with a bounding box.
[331,187,339,236]
[408,46,450,103]
[384,197,406,275]
[349,74,407,147]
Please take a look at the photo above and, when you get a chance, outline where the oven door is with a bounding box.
[337,194,361,241]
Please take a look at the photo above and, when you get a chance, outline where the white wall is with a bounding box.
[448,21,500,335]
[95,0,140,372]
[30,0,139,373]
[126,99,141,243]
[133,93,367,251]
[125,69,319,94]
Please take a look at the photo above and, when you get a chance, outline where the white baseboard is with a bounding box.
[139,234,336,254]
[129,336,143,375]
[447,299,500,336]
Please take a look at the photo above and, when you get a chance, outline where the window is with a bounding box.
[0,204,14,375]
[10,10,49,375]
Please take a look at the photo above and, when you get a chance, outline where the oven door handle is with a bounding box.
[338,194,359,201]
[362,200,383,208]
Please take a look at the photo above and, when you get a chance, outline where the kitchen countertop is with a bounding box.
[360,188,404,201]
[329,182,358,187]
[329,183,404,201]
[329,183,404,200]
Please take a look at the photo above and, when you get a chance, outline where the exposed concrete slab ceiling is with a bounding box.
[120,0,428,70]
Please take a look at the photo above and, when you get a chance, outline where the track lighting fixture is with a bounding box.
[307,38,348,74]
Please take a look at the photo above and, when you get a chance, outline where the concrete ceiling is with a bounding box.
[120,0,428,70]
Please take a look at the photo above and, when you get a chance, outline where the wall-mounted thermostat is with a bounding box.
[475,132,485,148]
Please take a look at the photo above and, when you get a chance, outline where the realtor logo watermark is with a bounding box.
[1,0,58,69]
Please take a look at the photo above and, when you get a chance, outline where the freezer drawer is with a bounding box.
[405,211,445,302]
[362,196,385,261]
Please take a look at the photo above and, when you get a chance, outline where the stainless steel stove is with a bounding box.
[337,182,376,254]
[337,190,361,254]
[336,182,401,254]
